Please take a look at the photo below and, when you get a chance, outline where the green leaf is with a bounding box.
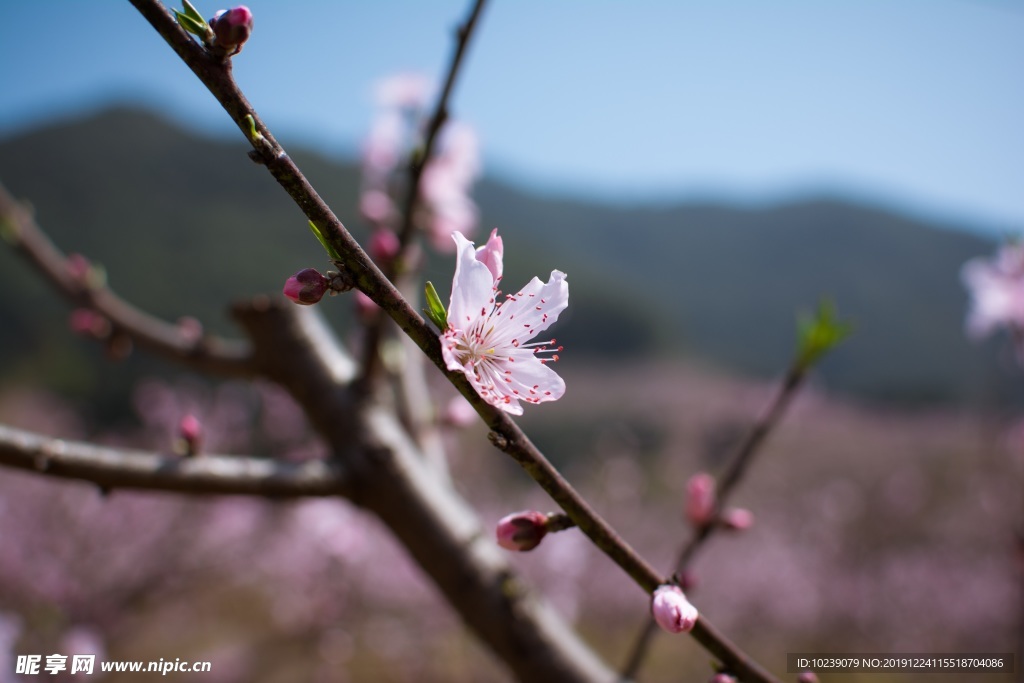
[174,10,209,38]
[180,0,207,26]
[307,221,342,261]
[796,299,852,370]
[423,281,448,331]
[242,114,263,143]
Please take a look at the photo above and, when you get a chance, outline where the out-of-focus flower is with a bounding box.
[495,511,549,551]
[69,308,110,339]
[178,414,203,456]
[369,228,401,268]
[961,242,1024,339]
[685,472,717,528]
[360,190,395,226]
[210,6,253,54]
[797,671,820,683]
[360,74,481,250]
[420,123,481,251]
[442,395,477,428]
[441,231,567,415]
[283,268,330,305]
[709,674,737,683]
[720,507,754,531]
[651,584,698,634]
[373,73,431,111]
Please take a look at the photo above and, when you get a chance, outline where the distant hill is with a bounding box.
[0,107,1013,416]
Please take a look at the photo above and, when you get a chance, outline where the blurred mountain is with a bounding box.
[0,106,1012,416]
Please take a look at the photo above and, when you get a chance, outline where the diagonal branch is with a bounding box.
[124,3,781,681]
[0,422,349,497]
[0,183,254,378]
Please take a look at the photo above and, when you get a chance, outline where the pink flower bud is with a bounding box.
[796,672,819,683]
[69,308,110,339]
[721,507,754,531]
[369,228,401,267]
[66,253,91,283]
[179,414,203,456]
[283,268,330,305]
[495,511,549,551]
[685,472,717,527]
[709,674,737,683]
[474,228,503,283]
[211,6,253,54]
[651,584,698,634]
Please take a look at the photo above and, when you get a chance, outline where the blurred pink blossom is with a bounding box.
[441,231,567,415]
[373,73,431,111]
[961,242,1024,338]
[685,472,716,528]
[720,507,754,531]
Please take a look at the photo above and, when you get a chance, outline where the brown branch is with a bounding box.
[0,423,349,497]
[125,4,781,681]
[0,183,254,378]
[357,0,488,389]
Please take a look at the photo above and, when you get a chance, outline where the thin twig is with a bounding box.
[356,0,488,389]
[619,364,807,681]
[124,3,781,680]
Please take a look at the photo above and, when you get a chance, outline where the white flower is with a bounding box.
[441,231,567,415]
[962,243,1024,338]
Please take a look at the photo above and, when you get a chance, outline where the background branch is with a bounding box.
[0,182,254,378]
[0,423,348,497]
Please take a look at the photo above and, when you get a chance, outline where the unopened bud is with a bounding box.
[685,472,716,528]
[720,507,754,531]
[709,674,737,683]
[66,253,91,284]
[210,6,253,55]
[178,414,203,456]
[69,308,111,339]
[797,672,819,683]
[496,510,549,551]
[283,268,330,305]
[369,227,401,267]
[651,584,698,634]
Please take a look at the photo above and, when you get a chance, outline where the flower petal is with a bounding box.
[490,270,568,347]
[447,232,496,329]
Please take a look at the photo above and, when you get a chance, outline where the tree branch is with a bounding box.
[124,4,781,680]
[0,182,254,378]
[0,423,349,497]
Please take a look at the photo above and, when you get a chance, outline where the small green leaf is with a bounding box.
[423,281,448,331]
[796,299,851,370]
[180,0,207,25]
[174,10,209,38]
[242,114,263,143]
[307,220,342,261]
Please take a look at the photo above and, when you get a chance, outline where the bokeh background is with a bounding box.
[0,2,1021,681]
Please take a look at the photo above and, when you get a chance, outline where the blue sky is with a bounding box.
[1,1,1022,232]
